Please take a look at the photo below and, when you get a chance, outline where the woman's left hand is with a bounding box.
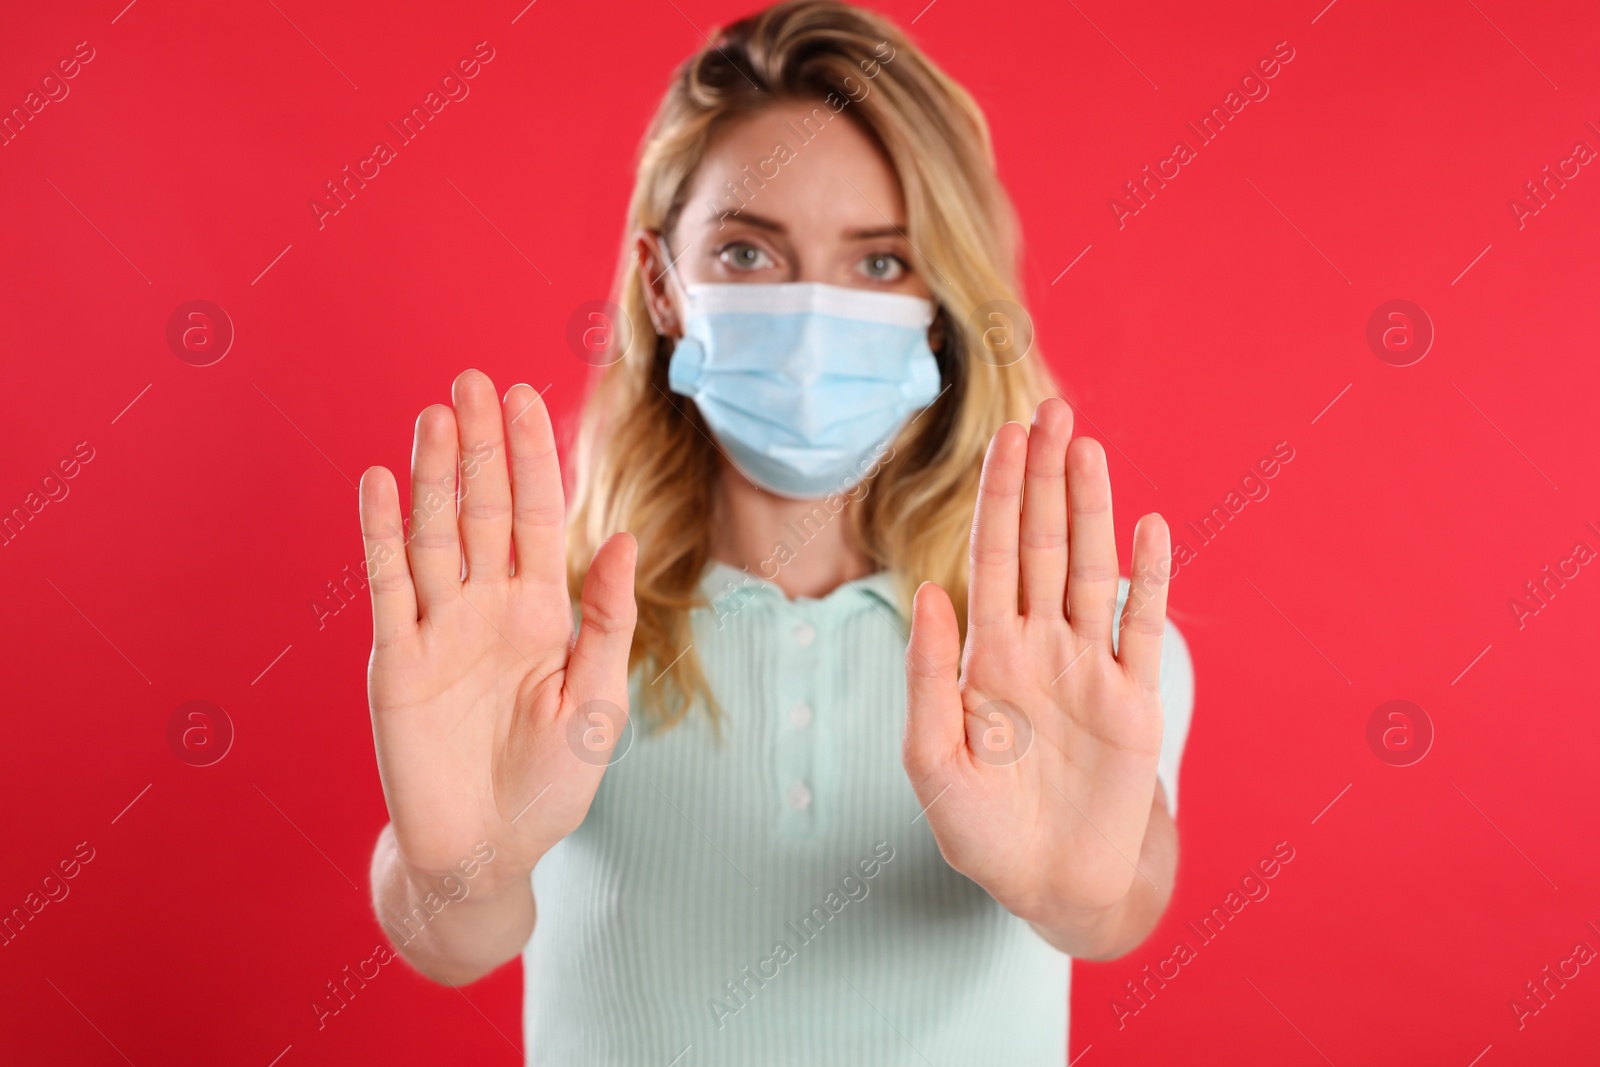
[901,397,1171,940]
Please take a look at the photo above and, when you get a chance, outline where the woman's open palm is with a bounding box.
[902,397,1170,921]
[359,370,637,887]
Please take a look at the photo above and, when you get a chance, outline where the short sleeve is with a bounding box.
[1112,578,1196,818]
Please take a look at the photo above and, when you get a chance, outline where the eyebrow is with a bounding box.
[714,209,909,241]
[844,225,908,241]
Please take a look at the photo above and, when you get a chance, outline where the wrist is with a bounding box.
[1015,884,1138,957]
[1014,800,1178,959]
[383,827,534,908]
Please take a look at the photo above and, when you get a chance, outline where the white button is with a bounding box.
[792,621,817,648]
[789,702,813,729]
[786,780,813,811]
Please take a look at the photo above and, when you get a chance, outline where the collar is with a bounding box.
[696,558,905,622]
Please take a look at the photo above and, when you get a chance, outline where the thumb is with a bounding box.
[902,581,965,781]
[565,532,638,719]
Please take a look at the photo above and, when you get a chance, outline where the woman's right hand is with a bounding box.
[358,369,638,895]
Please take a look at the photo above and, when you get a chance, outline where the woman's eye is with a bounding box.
[859,252,908,282]
[718,242,774,272]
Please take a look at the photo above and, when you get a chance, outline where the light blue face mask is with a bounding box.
[663,259,943,500]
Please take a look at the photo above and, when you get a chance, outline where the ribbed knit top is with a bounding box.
[523,560,1194,1065]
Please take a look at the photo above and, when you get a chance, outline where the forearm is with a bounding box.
[369,823,537,985]
[1026,783,1178,960]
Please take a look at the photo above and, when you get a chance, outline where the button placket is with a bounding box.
[773,602,822,837]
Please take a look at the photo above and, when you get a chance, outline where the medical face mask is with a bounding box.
[662,261,943,500]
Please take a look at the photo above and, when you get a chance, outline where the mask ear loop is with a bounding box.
[648,231,690,340]
[927,302,960,413]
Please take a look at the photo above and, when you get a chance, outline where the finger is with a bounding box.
[1118,513,1171,689]
[407,403,463,613]
[902,581,965,779]
[359,465,417,648]
[1065,436,1119,641]
[967,422,1027,630]
[564,532,639,712]
[452,369,512,582]
[503,384,566,589]
[1019,398,1073,619]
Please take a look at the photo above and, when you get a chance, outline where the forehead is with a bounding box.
[678,98,907,236]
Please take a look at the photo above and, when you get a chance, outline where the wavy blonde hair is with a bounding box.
[566,0,1058,728]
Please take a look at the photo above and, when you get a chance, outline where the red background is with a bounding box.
[3,0,1597,1063]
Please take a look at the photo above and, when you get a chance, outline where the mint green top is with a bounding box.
[524,560,1194,1065]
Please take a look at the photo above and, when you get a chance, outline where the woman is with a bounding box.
[357,1,1194,1062]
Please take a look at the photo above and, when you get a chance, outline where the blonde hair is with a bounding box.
[566,0,1058,728]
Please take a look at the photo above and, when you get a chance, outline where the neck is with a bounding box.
[706,456,874,600]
